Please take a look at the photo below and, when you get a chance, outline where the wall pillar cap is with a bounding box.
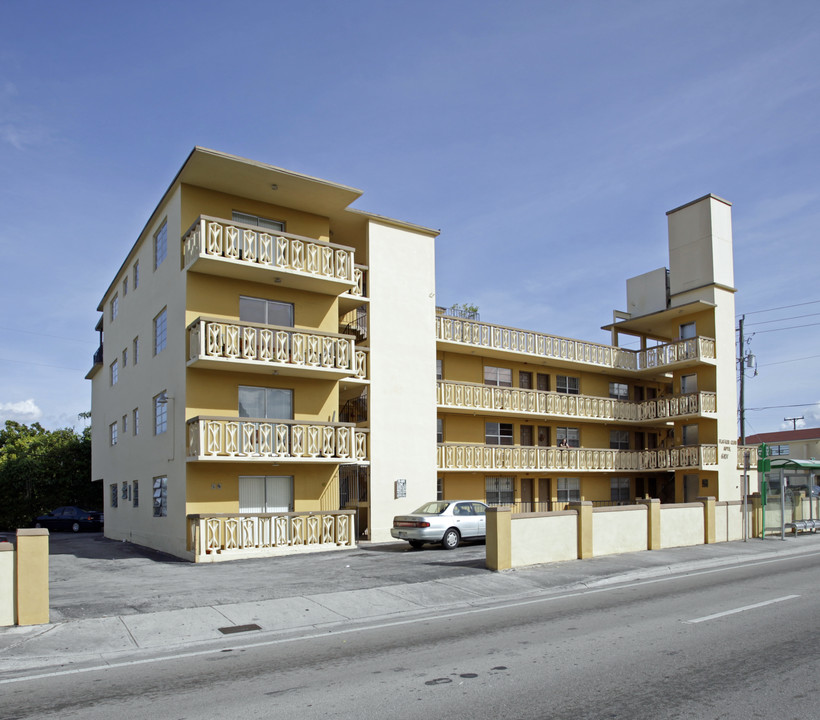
[16,529,49,537]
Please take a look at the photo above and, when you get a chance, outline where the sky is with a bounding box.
[1,0,818,438]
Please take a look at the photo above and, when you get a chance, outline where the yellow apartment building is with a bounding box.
[87,149,744,561]
[436,194,743,511]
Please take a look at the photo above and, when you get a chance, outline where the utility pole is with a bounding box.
[784,416,803,431]
[738,316,746,444]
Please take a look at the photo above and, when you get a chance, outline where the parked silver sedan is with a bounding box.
[391,500,488,549]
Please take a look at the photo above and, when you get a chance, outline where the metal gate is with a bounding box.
[339,464,369,539]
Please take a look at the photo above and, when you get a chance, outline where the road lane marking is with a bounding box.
[685,595,800,624]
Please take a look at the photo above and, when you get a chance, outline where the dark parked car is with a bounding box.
[34,506,104,533]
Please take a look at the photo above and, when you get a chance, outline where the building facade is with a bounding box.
[745,428,820,461]
[87,150,744,561]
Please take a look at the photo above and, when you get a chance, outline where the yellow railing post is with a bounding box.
[569,501,594,559]
[698,496,716,544]
[639,498,661,550]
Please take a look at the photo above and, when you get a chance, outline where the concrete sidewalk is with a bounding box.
[2,533,819,678]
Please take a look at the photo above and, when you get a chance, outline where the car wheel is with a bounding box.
[71,522,81,533]
[408,540,425,549]
[441,528,460,550]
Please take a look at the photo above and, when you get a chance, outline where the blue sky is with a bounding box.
[1,0,818,437]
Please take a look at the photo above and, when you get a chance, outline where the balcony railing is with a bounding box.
[738,445,759,469]
[183,216,356,293]
[435,316,716,373]
[187,318,367,380]
[438,443,718,472]
[637,337,716,370]
[187,417,368,462]
[188,511,355,560]
[437,381,716,423]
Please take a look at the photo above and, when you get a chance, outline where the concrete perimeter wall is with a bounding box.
[488,497,748,570]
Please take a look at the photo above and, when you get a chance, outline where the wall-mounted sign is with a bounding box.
[395,478,407,499]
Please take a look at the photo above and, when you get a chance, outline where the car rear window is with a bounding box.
[412,502,450,515]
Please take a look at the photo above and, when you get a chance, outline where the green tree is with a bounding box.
[0,421,96,530]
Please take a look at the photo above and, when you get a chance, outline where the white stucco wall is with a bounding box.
[511,513,577,566]
[660,504,704,548]
[93,188,190,558]
[591,506,648,556]
[366,220,437,542]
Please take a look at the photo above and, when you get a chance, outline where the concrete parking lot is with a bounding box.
[46,532,489,621]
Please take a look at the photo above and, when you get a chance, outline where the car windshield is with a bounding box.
[412,502,451,515]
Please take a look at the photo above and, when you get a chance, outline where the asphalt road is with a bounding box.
[4,548,818,719]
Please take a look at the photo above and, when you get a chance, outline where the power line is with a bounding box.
[737,299,820,317]
[759,353,820,367]
[0,325,90,345]
[745,312,820,327]
[0,357,86,372]
[751,321,820,334]
[747,403,819,411]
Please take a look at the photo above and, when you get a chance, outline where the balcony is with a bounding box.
[738,445,759,469]
[437,443,718,472]
[183,216,356,295]
[187,417,368,462]
[187,318,367,380]
[435,316,716,374]
[187,510,355,561]
[437,381,716,424]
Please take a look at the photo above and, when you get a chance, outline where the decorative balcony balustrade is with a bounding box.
[188,510,355,560]
[183,216,356,293]
[351,266,367,298]
[438,443,718,472]
[187,417,368,462]
[436,381,716,423]
[435,316,716,373]
[637,337,716,370]
[187,318,367,380]
[738,445,759,469]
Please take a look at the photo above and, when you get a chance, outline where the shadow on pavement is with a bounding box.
[47,533,187,563]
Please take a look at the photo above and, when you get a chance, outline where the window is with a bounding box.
[121,482,129,501]
[486,476,515,505]
[679,322,696,340]
[239,475,292,512]
[153,476,167,517]
[436,359,442,380]
[556,477,580,503]
[232,211,285,233]
[556,427,579,447]
[154,308,167,355]
[110,484,118,508]
[110,294,118,321]
[611,477,630,502]
[609,382,628,401]
[610,430,629,450]
[436,418,443,443]
[122,413,128,435]
[520,425,534,446]
[133,337,139,365]
[485,422,513,446]
[154,221,167,270]
[239,296,294,327]
[238,386,293,419]
[519,371,532,389]
[133,480,139,507]
[133,407,139,435]
[133,260,140,289]
[681,374,697,395]
[770,444,790,456]
[484,366,512,387]
[122,347,128,368]
[110,359,118,386]
[436,477,443,501]
[537,373,549,391]
[123,276,128,296]
[154,393,168,435]
[110,421,118,446]
[682,424,699,446]
[537,426,550,447]
[556,375,579,394]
